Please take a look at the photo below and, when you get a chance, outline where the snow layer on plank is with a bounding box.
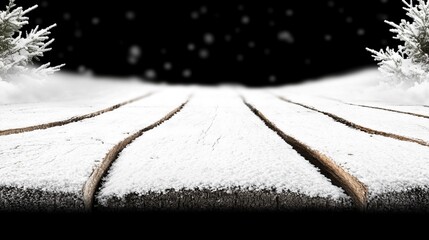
[275,93,429,144]
[97,89,347,203]
[0,88,189,194]
[346,102,429,117]
[0,74,157,130]
[244,92,429,199]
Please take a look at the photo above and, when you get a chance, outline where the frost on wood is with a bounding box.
[97,90,349,209]
[0,0,63,81]
[367,0,429,85]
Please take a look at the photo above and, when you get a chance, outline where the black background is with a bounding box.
[14,0,405,86]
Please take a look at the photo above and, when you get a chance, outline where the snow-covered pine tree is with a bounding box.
[0,0,63,81]
[367,0,429,85]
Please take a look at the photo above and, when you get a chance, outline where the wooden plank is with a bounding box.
[244,91,429,211]
[0,92,154,136]
[276,94,429,146]
[345,102,429,119]
[96,89,350,211]
[244,100,367,209]
[0,80,156,131]
[83,100,188,210]
[0,88,190,211]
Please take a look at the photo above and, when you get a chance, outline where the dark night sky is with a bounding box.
[17,0,405,86]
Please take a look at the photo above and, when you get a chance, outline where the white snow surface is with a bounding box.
[243,92,429,199]
[0,72,153,104]
[2,69,429,203]
[97,89,347,203]
[278,68,429,105]
[0,73,157,130]
[345,102,429,117]
[0,89,190,194]
[274,94,429,145]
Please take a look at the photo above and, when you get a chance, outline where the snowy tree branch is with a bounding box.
[0,0,63,81]
[368,0,429,84]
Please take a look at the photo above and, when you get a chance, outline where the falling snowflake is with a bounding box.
[125,11,136,20]
[324,34,332,41]
[199,49,210,59]
[242,16,250,25]
[346,16,353,23]
[191,11,199,20]
[204,33,215,45]
[128,45,141,65]
[92,17,100,25]
[188,43,196,51]
[278,31,294,44]
[164,62,172,71]
[63,12,71,21]
[183,69,192,78]
[144,69,156,79]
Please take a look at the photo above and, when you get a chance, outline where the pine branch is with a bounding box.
[0,0,63,80]
[367,0,429,84]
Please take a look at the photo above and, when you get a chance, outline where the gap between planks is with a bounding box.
[82,96,191,211]
[0,92,155,136]
[278,96,429,148]
[242,97,368,210]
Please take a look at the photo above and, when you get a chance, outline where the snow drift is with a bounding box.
[0,72,144,104]
[279,68,429,105]
[1,67,429,105]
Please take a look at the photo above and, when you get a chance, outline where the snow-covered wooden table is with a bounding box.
[1,70,428,212]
